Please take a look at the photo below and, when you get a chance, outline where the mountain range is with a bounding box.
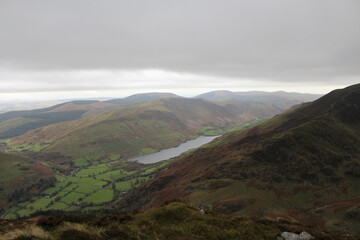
[0,94,283,211]
[1,86,358,238]
[195,90,322,109]
[0,91,320,139]
[6,98,281,164]
[117,84,360,234]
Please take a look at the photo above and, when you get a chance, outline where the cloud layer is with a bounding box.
[0,0,359,98]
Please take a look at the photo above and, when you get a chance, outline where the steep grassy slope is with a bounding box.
[195,90,322,109]
[7,98,281,164]
[0,201,354,240]
[119,84,360,234]
[0,151,53,213]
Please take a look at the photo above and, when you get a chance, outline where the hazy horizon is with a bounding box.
[0,88,327,103]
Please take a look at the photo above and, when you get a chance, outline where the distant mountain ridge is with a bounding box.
[106,92,181,104]
[0,93,181,139]
[119,84,360,234]
[7,98,281,164]
[194,90,322,109]
[0,91,315,140]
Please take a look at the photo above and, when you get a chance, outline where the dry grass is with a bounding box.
[0,201,357,240]
[55,222,104,239]
[0,225,52,240]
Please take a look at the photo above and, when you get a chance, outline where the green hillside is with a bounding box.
[7,98,280,164]
[0,97,280,219]
[0,102,87,139]
[0,100,127,139]
[119,84,360,235]
[0,151,53,213]
[0,90,311,140]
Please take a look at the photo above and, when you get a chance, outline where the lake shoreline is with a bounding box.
[127,135,219,164]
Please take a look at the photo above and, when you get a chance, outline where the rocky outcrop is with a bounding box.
[279,231,314,240]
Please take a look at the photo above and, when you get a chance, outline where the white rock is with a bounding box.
[281,231,314,240]
[299,231,314,239]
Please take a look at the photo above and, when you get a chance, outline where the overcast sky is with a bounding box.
[0,0,359,100]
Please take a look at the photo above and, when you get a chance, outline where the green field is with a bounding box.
[75,184,99,194]
[73,157,89,166]
[140,147,157,154]
[61,192,86,205]
[50,202,68,210]
[197,126,222,136]
[96,170,129,181]
[68,177,108,187]
[26,197,54,210]
[75,164,109,177]
[4,157,167,219]
[9,143,50,152]
[42,182,67,195]
[83,189,114,204]
[115,177,149,191]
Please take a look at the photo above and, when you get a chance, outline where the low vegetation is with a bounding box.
[0,201,355,240]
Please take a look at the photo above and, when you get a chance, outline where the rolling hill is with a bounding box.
[0,91,314,140]
[0,93,181,140]
[119,84,360,234]
[0,151,53,213]
[0,101,117,139]
[0,100,65,114]
[195,90,322,110]
[106,92,181,104]
[6,98,281,165]
[0,97,149,140]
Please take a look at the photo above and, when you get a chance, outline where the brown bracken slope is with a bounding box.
[118,84,360,235]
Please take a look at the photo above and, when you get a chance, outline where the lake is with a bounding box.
[127,136,218,164]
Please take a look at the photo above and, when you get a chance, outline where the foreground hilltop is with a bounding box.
[0,201,354,240]
[119,84,360,234]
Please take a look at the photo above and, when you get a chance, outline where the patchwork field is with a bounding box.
[2,118,267,220]
[4,157,170,219]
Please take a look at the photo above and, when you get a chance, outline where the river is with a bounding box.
[127,135,219,164]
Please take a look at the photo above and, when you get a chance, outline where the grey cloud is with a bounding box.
[0,0,359,83]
